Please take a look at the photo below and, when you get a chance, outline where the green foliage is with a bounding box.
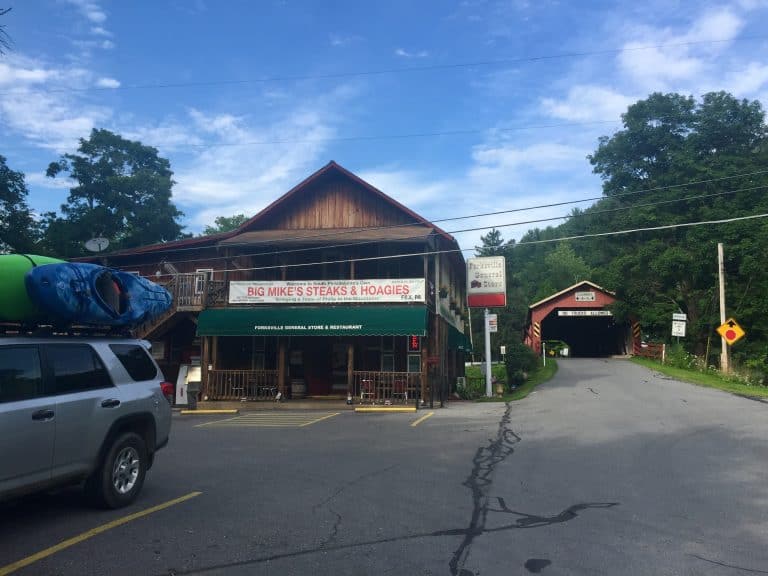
[478,91,768,362]
[42,128,189,257]
[202,214,248,236]
[0,155,39,252]
[504,341,539,387]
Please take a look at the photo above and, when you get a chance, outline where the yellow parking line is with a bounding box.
[411,411,435,427]
[0,491,202,576]
[299,412,341,427]
[195,415,243,427]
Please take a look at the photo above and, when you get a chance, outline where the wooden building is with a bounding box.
[88,161,470,403]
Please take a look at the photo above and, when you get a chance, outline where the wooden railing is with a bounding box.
[206,369,279,400]
[172,275,227,310]
[352,371,421,404]
[634,343,665,361]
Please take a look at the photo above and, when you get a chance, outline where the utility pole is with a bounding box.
[718,242,730,374]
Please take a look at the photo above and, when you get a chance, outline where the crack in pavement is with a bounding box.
[161,408,618,576]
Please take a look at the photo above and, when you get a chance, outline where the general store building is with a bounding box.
[90,162,470,403]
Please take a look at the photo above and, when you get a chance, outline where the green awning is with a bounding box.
[197,306,428,337]
[448,324,472,352]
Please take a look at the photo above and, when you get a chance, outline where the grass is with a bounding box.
[631,357,768,399]
[475,359,559,402]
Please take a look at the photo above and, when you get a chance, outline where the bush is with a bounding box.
[504,341,539,389]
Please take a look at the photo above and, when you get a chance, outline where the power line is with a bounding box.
[155,212,768,277]
[151,182,768,272]
[1,35,765,97]
[145,183,768,277]
[0,120,622,152]
[100,167,768,262]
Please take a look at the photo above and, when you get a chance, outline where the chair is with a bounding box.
[360,379,375,403]
[392,380,408,403]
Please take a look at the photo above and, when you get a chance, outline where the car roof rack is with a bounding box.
[0,321,134,338]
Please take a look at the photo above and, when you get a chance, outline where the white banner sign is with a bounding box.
[558,310,613,316]
[487,314,498,332]
[229,278,425,304]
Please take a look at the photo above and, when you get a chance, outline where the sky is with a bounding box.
[1,0,768,254]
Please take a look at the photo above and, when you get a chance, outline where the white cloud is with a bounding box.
[541,85,634,122]
[725,62,768,95]
[90,26,111,37]
[394,48,430,58]
[65,0,107,24]
[330,34,361,47]
[96,77,120,88]
[0,57,111,151]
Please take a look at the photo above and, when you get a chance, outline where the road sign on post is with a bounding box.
[716,318,745,346]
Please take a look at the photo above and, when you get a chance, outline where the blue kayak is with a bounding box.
[25,263,173,327]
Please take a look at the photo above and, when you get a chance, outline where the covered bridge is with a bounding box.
[524,281,640,357]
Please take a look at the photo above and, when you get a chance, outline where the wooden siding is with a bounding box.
[265,175,418,230]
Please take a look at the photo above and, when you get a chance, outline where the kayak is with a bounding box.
[0,254,66,322]
[25,262,173,327]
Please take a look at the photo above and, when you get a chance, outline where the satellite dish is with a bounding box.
[85,237,110,252]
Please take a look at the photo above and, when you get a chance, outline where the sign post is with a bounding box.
[467,257,506,399]
[484,309,492,397]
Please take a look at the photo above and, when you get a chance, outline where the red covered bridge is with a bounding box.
[524,281,641,357]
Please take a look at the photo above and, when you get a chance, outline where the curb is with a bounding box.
[354,406,417,413]
[179,409,240,415]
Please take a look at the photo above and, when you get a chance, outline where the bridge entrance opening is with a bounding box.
[541,312,627,357]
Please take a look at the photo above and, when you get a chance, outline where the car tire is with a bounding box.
[86,432,147,509]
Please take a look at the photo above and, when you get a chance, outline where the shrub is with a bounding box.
[504,341,539,389]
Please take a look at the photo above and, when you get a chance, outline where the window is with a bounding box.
[46,345,113,394]
[110,344,159,381]
[382,354,394,372]
[195,268,213,294]
[0,346,42,403]
[407,354,421,373]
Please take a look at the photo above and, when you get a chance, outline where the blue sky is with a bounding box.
[1,0,768,253]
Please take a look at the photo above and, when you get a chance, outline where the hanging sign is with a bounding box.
[467,256,506,308]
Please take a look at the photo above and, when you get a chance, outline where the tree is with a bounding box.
[584,92,768,355]
[476,228,505,256]
[0,8,12,55]
[44,129,188,257]
[0,155,38,252]
[202,214,248,236]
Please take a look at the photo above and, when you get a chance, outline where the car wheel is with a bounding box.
[87,432,147,509]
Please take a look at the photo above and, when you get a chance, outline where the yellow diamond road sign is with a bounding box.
[716,318,746,346]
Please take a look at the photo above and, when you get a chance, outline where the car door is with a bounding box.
[43,343,123,480]
[0,345,55,495]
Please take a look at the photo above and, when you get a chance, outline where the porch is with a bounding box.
[205,369,423,404]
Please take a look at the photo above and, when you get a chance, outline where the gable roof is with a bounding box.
[529,280,615,310]
[89,161,460,259]
[236,160,457,244]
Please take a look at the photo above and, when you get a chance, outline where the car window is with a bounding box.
[109,344,158,381]
[0,346,43,403]
[46,344,113,394]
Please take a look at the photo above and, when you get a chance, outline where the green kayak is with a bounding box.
[0,254,66,322]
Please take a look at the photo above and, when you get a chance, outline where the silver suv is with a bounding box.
[0,336,172,508]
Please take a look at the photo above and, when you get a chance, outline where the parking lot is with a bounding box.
[0,403,499,576]
[2,359,768,576]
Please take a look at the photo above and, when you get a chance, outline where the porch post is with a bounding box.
[201,336,210,396]
[347,342,354,402]
[278,338,286,396]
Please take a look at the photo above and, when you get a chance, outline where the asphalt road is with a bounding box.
[1,358,766,575]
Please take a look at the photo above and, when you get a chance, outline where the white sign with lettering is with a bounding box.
[575,291,596,302]
[558,310,613,317]
[229,278,425,304]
